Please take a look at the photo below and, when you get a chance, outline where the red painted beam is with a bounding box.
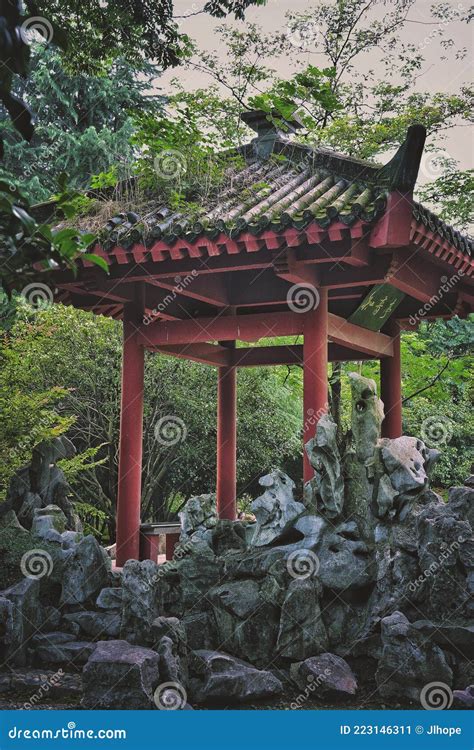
[303,289,329,482]
[230,344,375,368]
[116,295,145,566]
[328,314,394,358]
[139,311,305,346]
[154,343,230,366]
[139,310,394,358]
[380,320,402,438]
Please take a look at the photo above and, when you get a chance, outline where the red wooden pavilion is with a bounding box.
[50,112,474,566]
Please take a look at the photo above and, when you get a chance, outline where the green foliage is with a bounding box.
[0,526,60,591]
[1,48,163,203]
[73,501,108,542]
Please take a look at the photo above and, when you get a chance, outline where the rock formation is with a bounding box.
[1,377,472,709]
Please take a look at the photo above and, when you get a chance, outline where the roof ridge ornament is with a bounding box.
[241,108,304,160]
[377,124,427,192]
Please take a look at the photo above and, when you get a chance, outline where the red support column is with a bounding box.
[380,320,402,438]
[116,296,145,567]
[216,355,237,520]
[303,288,329,483]
[165,533,180,561]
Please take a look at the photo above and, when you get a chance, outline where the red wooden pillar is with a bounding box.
[116,296,145,567]
[216,351,237,520]
[165,533,180,561]
[303,288,329,482]
[380,320,402,438]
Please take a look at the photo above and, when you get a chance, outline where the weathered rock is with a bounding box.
[291,653,357,698]
[376,611,452,703]
[464,475,474,489]
[32,505,68,537]
[176,541,223,612]
[32,632,77,646]
[96,587,122,610]
[1,578,41,666]
[415,500,473,618]
[452,685,474,709]
[35,640,96,665]
[60,531,83,549]
[189,650,283,704]
[2,437,80,532]
[212,519,247,555]
[82,640,160,709]
[349,372,383,463]
[60,535,110,606]
[377,437,439,520]
[17,493,42,529]
[11,668,82,701]
[0,510,25,530]
[276,578,328,660]
[317,521,373,591]
[63,610,121,638]
[121,560,161,645]
[251,470,305,546]
[305,414,344,519]
[448,485,474,531]
[179,494,217,543]
[156,635,182,684]
[209,578,280,667]
[413,621,474,657]
[181,612,215,650]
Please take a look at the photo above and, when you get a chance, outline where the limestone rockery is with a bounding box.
[0,373,472,709]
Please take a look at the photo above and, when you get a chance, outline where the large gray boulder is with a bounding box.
[1,578,40,666]
[60,535,110,606]
[276,578,328,660]
[189,650,283,704]
[251,470,305,546]
[121,560,162,645]
[82,640,161,709]
[376,611,452,703]
[63,610,121,638]
[291,653,358,698]
[349,373,384,463]
[209,578,281,667]
[179,494,217,544]
[305,414,344,519]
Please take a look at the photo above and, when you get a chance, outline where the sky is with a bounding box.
[162,0,473,174]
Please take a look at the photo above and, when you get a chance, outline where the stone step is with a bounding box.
[0,668,82,699]
[34,639,96,666]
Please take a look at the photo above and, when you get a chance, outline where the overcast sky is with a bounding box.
[163,0,473,172]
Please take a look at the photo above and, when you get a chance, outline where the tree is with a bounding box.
[0,47,163,203]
